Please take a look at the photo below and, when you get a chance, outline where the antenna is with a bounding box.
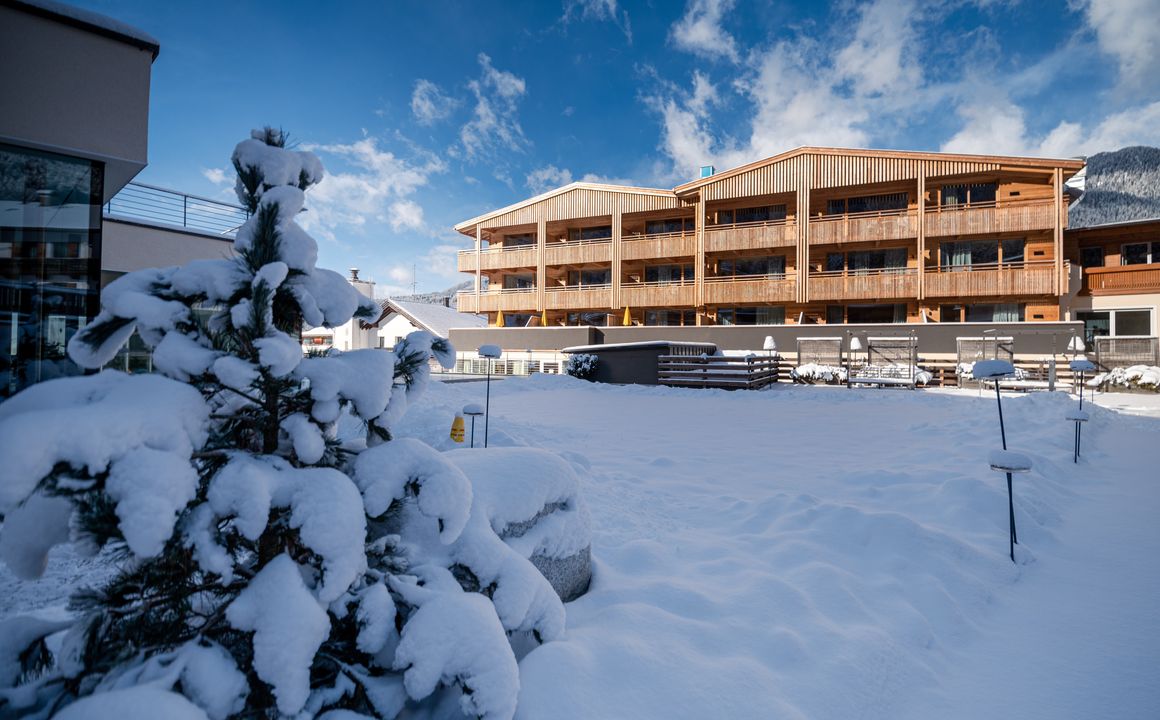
[411,264,417,295]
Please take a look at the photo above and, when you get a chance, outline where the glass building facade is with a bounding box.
[1,143,103,398]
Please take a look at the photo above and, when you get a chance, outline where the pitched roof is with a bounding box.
[673,146,1084,195]
[453,181,677,234]
[378,298,486,338]
[1068,146,1160,230]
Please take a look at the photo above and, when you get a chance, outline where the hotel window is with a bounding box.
[848,249,907,274]
[846,304,907,323]
[503,233,534,247]
[1121,241,1159,265]
[567,312,609,326]
[645,218,694,234]
[714,204,786,225]
[644,309,695,326]
[1,143,103,398]
[502,274,536,290]
[940,183,997,207]
[826,305,844,324]
[566,269,611,286]
[965,304,1024,322]
[644,264,693,283]
[941,239,1024,269]
[717,306,785,325]
[939,304,964,322]
[825,193,907,216]
[1080,308,1153,342]
[567,225,612,242]
[1080,246,1105,268]
[718,256,785,278]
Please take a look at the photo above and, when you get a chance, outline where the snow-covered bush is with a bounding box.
[1088,365,1160,392]
[0,129,566,720]
[791,363,847,383]
[564,353,598,380]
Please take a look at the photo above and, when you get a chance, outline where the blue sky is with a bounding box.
[73,0,1160,296]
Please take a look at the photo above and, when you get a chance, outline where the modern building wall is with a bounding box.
[0,0,158,199]
[102,218,234,282]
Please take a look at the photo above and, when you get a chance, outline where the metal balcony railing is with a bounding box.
[104,182,250,237]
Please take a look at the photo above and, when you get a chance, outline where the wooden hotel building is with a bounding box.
[454,147,1086,328]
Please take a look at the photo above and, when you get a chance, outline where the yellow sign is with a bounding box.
[450,415,465,443]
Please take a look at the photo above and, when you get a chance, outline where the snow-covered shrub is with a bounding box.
[564,353,598,380]
[0,129,566,720]
[791,363,847,383]
[1088,365,1160,392]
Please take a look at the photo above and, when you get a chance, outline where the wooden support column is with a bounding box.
[474,226,482,294]
[536,218,546,313]
[1054,167,1064,296]
[917,168,926,301]
[797,184,810,305]
[612,203,622,310]
[695,195,706,324]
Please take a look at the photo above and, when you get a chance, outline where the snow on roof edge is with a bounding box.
[10,0,160,55]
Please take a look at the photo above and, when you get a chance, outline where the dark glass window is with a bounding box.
[941,183,997,206]
[1116,310,1151,336]
[1076,311,1110,346]
[847,249,907,273]
[847,304,906,323]
[1121,242,1157,265]
[644,264,693,283]
[645,218,694,234]
[826,253,845,272]
[567,312,608,326]
[1079,246,1104,269]
[828,193,908,215]
[716,307,784,326]
[718,256,785,277]
[1,143,103,398]
[502,274,535,289]
[644,309,695,326]
[826,305,845,324]
[568,225,612,242]
[1001,239,1025,265]
[940,304,963,322]
[965,304,1024,322]
[712,205,786,225]
[566,269,610,286]
[504,233,534,247]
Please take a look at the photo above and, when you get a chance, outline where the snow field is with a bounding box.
[400,376,1159,719]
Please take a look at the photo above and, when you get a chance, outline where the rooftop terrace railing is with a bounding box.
[104,182,250,237]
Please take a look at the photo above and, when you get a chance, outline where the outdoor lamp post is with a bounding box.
[975,359,1031,563]
[1068,358,1096,463]
[478,344,501,448]
[846,335,863,389]
[463,403,484,448]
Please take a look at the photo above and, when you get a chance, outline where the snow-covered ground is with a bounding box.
[3,377,1158,719]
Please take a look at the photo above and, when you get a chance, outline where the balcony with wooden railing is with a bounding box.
[457,244,537,272]
[809,209,917,246]
[455,287,537,313]
[924,199,1055,237]
[923,260,1056,298]
[1082,263,1160,296]
[808,267,918,301]
[705,219,796,252]
[703,275,796,304]
[544,284,612,310]
[544,239,612,266]
[621,280,695,307]
[621,230,696,260]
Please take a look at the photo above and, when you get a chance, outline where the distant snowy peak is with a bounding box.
[1069,145,1160,229]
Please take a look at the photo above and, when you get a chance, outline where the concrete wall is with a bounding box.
[102,219,234,278]
[451,322,1086,358]
[0,3,155,198]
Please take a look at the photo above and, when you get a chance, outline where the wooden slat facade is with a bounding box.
[454,148,1083,326]
[1083,263,1160,296]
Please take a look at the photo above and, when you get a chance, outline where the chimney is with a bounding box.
[699,165,715,179]
[349,268,360,281]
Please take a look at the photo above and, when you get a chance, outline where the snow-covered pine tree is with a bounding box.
[0,128,567,720]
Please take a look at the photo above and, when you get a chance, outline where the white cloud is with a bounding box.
[1083,0,1160,92]
[940,98,1035,155]
[389,199,425,231]
[202,167,230,185]
[458,54,529,160]
[299,136,444,243]
[526,165,574,194]
[410,79,458,125]
[562,0,633,42]
[669,0,740,63]
[833,0,921,97]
